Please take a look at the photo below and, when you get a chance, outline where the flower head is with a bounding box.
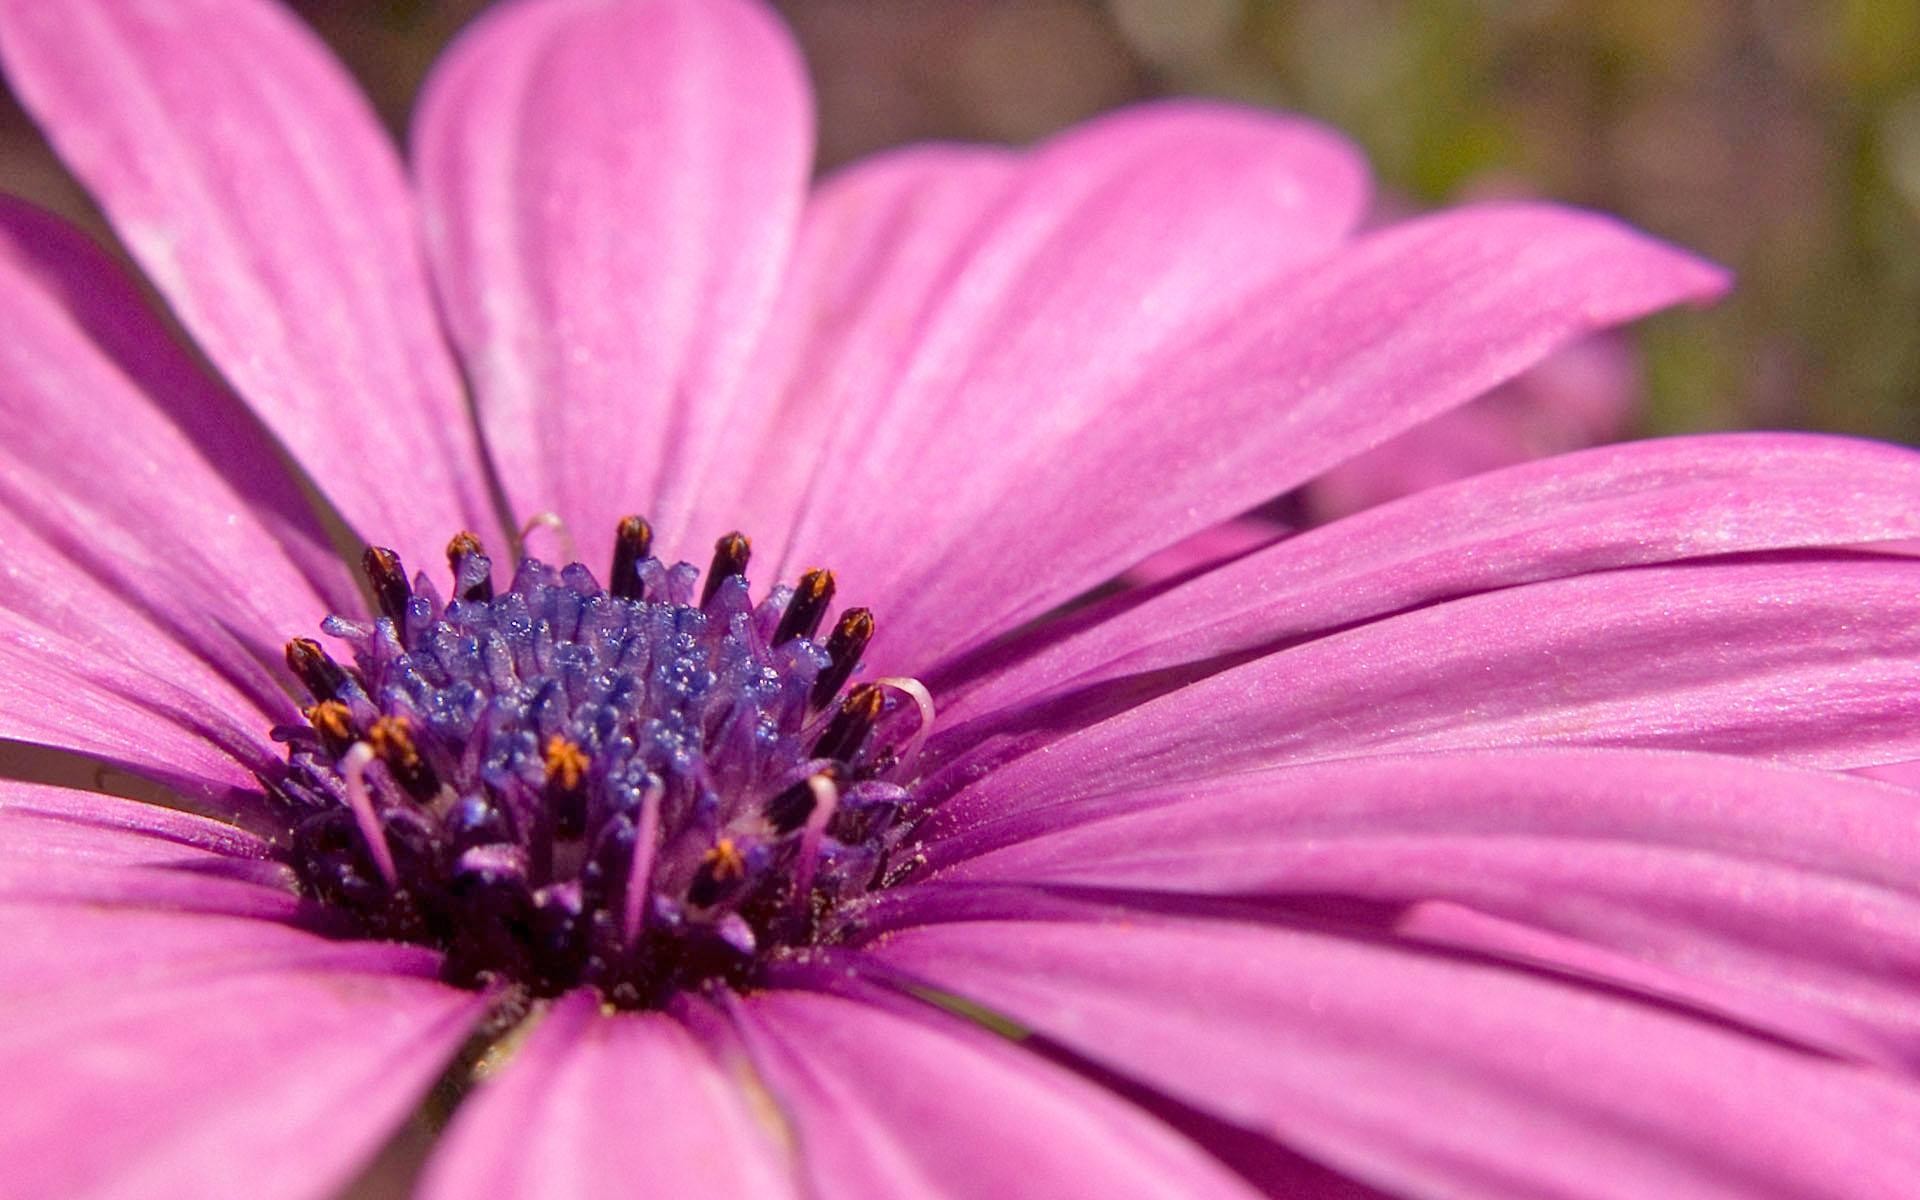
[6,1,1920,1198]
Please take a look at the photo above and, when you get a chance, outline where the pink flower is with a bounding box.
[4,1,1920,1197]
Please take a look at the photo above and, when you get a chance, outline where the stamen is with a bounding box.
[543,735,589,794]
[362,546,412,629]
[543,735,591,837]
[274,517,932,1008]
[285,637,349,701]
[304,700,355,756]
[446,531,494,603]
[688,839,747,909]
[609,515,653,601]
[774,568,836,644]
[621,777,663,946]
[811,607,874,708]
[340,742,398,888]
[812,683,885,764]
[764,766,831,835]
[702,532,752,607]
[368,715,438,800]
[871,676,937,773]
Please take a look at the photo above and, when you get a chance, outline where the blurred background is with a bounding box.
[4,0,1917,445]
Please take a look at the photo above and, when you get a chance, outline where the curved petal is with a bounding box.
[419,990,796,1200]
[705,143,1022,578]
[928,557,1920,834]
[0,197,356,617]
[0,949,483,1200]
[0,0,502,570]
[413,0,813,569]
[719,987,1264,1200]
[0,780,293,916]
[865,916,1920,1200]
[939,433,1920,724]
[0,780,271,859]
[0,580,282,818]
[860,204,1727,674]
[774,101,1369,609]
[0,198,352,712]
[930,749,1920,1065]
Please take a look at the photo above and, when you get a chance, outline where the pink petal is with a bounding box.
[861,204,1727,674]
[931,557,1920,835]
[0,781,269,859]
[420,990,794,1200]
[942,432,1920,723]
[0,0,502,570]
[704,143,1022,577]
[0,199,351,712]
[773,101,1368,607]
[720,987,1264,1200]
[413,0,812,569]
[0,781,292,914]
[0,590,282,816]
[1303,331,1638,522]
[866,917,1920,1199]
[0,197,356,617]
[932,748,1920,1064]
[0,953,484,1200]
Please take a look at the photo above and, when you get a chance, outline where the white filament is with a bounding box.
[622,777,665,947]
[790,772,841,910]
[340,742,398,888]
[872,676,936,774]
[519,510,578,564]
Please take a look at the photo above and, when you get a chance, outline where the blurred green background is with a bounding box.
[4,0,1917,444]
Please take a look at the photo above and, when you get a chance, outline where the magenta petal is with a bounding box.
[869,917,1920,1199]
[934,748,1920,1063]
[933,557,1920,834]
[0,0,502,569]
[420,991,795,1200]
[0,955,483,1200]
[722,987,1263,1200]
[414,0,813,568]
[0,199,350,713]
[705,143,1022,577]
[0,781,293,915]
[0,781,270,860]
[772,101,1368,620]
[861,204,1728,672]
[0,598,281,815]
[945,432,1920,723]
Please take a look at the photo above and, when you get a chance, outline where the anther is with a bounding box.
[543,735,589,794]
[446,531,493,603]
[765,772,822,835]
[702,532,752,607]
[610,515,653,601]
[811,608,874,708]
[811,683,885,764]
[286,637,350,702]
[368,715,438,800]
[362,546,412,628]
[304,700,355,756]
[543,735,591,838]
[774,568,836,645]
[687,838,747,908]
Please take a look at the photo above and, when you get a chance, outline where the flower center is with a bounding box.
[270,520,931,1009]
